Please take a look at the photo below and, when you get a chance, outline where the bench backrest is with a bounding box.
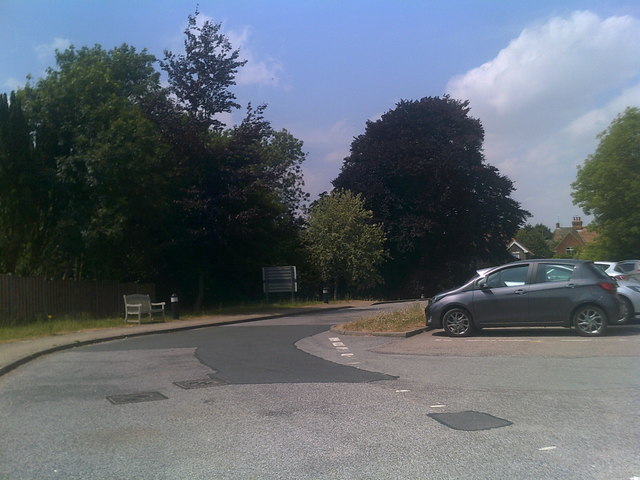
[124,294,152,313]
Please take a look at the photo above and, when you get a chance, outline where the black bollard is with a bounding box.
[171,293,179,320]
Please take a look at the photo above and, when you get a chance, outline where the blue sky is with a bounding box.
[2,0,640,228]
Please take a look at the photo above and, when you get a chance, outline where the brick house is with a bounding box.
[552,216,597,256]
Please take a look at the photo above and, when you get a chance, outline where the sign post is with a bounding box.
[262,266,298,302]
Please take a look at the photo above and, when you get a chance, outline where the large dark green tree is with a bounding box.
[169,104,308,308]
[20,44,170,280]
[0,10,309,310]
[572,106,640,259]
[159,11,308,308]
[0,92,42,274]
[333,96,529,296]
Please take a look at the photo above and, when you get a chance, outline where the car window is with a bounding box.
[485,265,528,288]
[593,263,608,274]
[616,262,636,273]
[587,263,614,280]
[534,263,575,283]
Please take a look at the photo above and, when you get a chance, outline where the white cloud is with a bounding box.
[228,27,283,87]
[34,37,71,63]
[297,120,355,198]
[3,77,23,91]
[566,83,640,140]
[446,11,640,227]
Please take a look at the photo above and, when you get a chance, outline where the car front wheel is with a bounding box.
[443,308,474,337]
[573,305,607,336]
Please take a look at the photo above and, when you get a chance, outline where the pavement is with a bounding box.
[0,300,375,377]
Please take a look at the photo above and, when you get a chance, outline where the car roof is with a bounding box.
[505,259,588,266]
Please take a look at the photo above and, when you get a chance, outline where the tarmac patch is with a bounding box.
[428,410,512,431]
[173,377,228,389]
[106,391,168,405]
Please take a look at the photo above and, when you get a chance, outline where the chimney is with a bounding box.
[572,216,583,230]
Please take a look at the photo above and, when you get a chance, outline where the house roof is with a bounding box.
[552,223,597,250]
[507,239,532,254]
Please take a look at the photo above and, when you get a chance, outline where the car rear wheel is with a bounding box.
[573,305,607,336]
[613,296,632,325]
[443,308,474,337]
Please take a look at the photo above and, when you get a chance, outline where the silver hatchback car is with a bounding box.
[425,259,619,337]
[594,261,640,324]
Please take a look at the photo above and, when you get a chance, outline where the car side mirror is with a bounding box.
[477,278,488,289]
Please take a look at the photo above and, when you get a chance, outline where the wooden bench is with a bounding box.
[123,294,166,324]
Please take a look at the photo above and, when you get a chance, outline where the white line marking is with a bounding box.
[329,337,340,342]
[538,446,557,451]
[430,404,446,408]
[341,353,354,357]
[336,346,349,350]
[395,390,410,393]
[332,342,346,347]
[465,339,534,342]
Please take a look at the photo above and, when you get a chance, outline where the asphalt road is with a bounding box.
[1,304,639,480]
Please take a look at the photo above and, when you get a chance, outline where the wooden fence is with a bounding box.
[0,274,155,323]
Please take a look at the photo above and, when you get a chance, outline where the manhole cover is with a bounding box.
[106,392,168,405]
[173,377,228,389]
[428,411,512,431]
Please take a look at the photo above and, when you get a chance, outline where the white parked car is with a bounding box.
[594,261,640,324]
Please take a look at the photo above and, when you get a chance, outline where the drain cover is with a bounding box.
[173,377,228,389]
[428,411,512,431]
[106,392,168,405]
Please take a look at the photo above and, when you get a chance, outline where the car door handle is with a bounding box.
[514,289,526,295]
[565,283,576,289]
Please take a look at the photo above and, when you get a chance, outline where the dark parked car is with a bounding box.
[425,259,619,337]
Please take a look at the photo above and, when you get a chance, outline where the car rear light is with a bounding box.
[598,282,617,293]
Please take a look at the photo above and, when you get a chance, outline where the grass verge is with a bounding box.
[0,316,128,343]
[338,302,425,332]
[0,300,359,342]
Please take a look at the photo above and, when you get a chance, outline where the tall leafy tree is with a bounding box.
[159,11,309,308]
[333,96,529,296]
[572,107,640,259]
[22,44,170,280]
[171,104,308,308]
[0,92,41,273]
[304,190,387,298]
[161,8,247,131]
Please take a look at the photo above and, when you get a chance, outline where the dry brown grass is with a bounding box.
[339,302,425,332]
